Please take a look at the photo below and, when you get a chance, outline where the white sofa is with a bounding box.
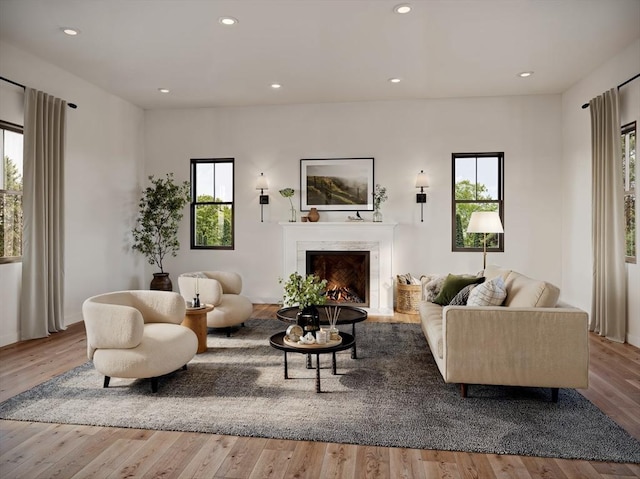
[82,290,198,392]
[418,266,589,401]
[178,271,253,335]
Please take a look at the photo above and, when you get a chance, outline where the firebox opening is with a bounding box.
[306,250,370,307]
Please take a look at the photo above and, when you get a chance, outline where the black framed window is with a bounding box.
[190,158,234,250]
[452,152,504,252]
[1,120,24,264]
[622,121,636,263]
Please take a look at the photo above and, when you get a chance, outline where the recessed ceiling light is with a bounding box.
[389,78,401,83]
[393,4,412,14]
[218,16,238,26]
[518,71,534,78]
[271,84,282,89]
[158,88,170,93]
[62,27,80,36]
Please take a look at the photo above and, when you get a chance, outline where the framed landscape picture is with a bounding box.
[300,157,374,211]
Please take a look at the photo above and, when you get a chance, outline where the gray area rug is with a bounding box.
[1,319,639,463]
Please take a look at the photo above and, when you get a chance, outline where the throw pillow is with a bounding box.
[433,274,485,306]
[423,275,447,302]
[448,284,477,306]
[466,276,507,306]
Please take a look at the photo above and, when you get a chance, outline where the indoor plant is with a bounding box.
[132,173,190,291]
[279,187,297,222]
[280,272,328,334]
[372,183,387,222]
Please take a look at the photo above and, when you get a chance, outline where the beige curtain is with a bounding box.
[590,88,626,343]
[20,89,66,339]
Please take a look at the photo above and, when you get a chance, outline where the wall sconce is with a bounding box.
[256,173,269,222]
[415,170,429,222]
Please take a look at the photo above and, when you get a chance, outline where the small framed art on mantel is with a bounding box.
[300,157,374,212]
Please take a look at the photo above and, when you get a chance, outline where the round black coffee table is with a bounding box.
[276,305,367,358]
[269,331,355,393]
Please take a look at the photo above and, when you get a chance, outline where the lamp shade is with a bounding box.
[467,211,503,233]
[256,173,269,190]
[415,170,429,188]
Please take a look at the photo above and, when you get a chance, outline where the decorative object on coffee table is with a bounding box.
[279,272,327,336]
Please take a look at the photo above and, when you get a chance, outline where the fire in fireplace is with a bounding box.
[306,251,370,307]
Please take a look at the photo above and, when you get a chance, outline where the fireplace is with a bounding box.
[306,251,370,307]
[281,222,396,315]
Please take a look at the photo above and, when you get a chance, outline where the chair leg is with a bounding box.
[103,376,110,388]
[460,383,468,398]
[151,377,159,393]
[551,387,559,403]
[226,327,231,337]
[182,364,188,370]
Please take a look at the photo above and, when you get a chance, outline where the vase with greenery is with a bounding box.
[280,272,328,334]
[132,173,190,291]
[372,183,387,222]
[279,188,296,222]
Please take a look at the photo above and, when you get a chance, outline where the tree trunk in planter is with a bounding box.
[150,273,172,291]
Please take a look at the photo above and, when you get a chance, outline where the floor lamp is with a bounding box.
[466,211,503,270]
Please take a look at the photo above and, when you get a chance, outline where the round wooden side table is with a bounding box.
[182,304,213,353]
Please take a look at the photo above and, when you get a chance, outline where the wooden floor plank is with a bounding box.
[1,305,639,478]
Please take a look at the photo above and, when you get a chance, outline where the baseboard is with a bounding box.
[627,332,640,349]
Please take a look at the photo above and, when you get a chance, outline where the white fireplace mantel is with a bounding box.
[280,222,397,315]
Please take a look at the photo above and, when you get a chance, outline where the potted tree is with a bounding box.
[280,272,328,334]
[132,173,190,291]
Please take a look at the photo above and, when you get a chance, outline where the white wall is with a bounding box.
[145,94,564,305]
[562,39,640,347]
[0,41,145,346]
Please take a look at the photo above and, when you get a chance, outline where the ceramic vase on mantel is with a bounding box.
[307,207,320,222]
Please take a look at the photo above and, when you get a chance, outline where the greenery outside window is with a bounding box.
[452,152,504,252]
[622,122,636,263]
[190,158,234,249]
[1,120,23,264]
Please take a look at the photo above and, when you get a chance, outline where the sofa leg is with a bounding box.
[182,364,188,371]
[103,376,110,388]
[460,383,468,398]
[226,327,231,338]
[151,377,159,393]
[551,388,559,403]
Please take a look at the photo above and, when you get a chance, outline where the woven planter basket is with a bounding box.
[396,283,422,314]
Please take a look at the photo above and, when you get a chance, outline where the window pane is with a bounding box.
[477,156,498,200]
[3,130,23,191]
[454,203,500,249]
[625,193,636,259]
[1,193,22,257]
[630,130,636,190]
[195,163,213,199]
[454,157,476,200]
[214,162,233,202]
[194,204,233,247]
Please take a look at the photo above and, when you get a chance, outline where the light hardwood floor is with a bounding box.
[1,304,639,479]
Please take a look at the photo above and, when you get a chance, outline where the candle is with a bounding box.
[195,277,199,294]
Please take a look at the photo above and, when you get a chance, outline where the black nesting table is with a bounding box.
[269,331,355,393]
[275,305,367,358]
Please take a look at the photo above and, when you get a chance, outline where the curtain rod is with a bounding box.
[581,73,640,109]
[0,76,78,109]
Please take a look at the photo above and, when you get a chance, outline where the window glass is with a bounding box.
[622,122,636,263]
[1,121,24,263]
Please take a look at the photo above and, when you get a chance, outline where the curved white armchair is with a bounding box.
[178,271,253,336]
[82,290,198,392]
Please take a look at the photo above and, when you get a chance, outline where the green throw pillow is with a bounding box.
[433,274,485,306]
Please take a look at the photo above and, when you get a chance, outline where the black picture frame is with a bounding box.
[300,158,374,211]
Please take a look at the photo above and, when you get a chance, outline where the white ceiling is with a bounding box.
[1,0,639,110]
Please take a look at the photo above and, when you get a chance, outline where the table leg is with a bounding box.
[315,354,321,392]
[351,323,358,359]
[284,351,289,379]
[332,352,337,375]
[306,353,312,369]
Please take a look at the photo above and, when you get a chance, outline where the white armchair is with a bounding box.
[178,271,253,335]
[82,290,198,392]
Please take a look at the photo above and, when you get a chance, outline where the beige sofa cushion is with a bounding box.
[504,271,560,307]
